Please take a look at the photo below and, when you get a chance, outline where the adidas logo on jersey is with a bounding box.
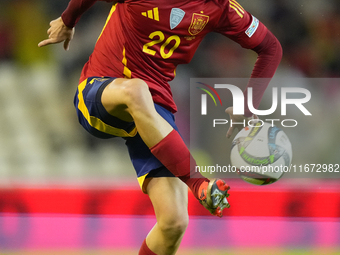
[141,7,159,21]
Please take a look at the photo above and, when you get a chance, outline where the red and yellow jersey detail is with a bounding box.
[141,7,159,21]
[80,0,267,113]
[229,0,245,18]
[96,3,117,42]
[188,13,209,35]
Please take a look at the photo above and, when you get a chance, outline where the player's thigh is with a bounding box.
[146,177,189,229]
[101,77,151,122]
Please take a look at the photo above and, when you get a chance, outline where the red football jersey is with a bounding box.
[77,0,267,113]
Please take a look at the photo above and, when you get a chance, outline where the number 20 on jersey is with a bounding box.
[143,31,181,59]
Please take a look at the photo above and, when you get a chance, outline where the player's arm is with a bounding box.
[38,0,114,50]
[225,29,282,137]
[215,0,282,137]
[38,17,74,50]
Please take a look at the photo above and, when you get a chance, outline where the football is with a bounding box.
[230,122,292,185]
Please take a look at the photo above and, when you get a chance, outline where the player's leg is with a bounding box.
[101,78,172,147]
[139,177,189,255]
[101,77,230,216]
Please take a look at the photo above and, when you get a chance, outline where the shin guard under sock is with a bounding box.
[150,129,209,199]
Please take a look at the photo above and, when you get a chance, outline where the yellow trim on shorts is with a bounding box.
[77,78,137,137]
[138,173,149,192]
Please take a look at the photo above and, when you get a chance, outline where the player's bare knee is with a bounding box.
[122,78,151,109]
[158,214,189,238]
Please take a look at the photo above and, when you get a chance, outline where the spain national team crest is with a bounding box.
[188,13,209,35]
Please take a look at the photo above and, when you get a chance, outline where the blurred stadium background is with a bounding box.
[0,0,340,254]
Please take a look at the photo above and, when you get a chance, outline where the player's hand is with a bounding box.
[38,17,75,51]
[225,107,258,138]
